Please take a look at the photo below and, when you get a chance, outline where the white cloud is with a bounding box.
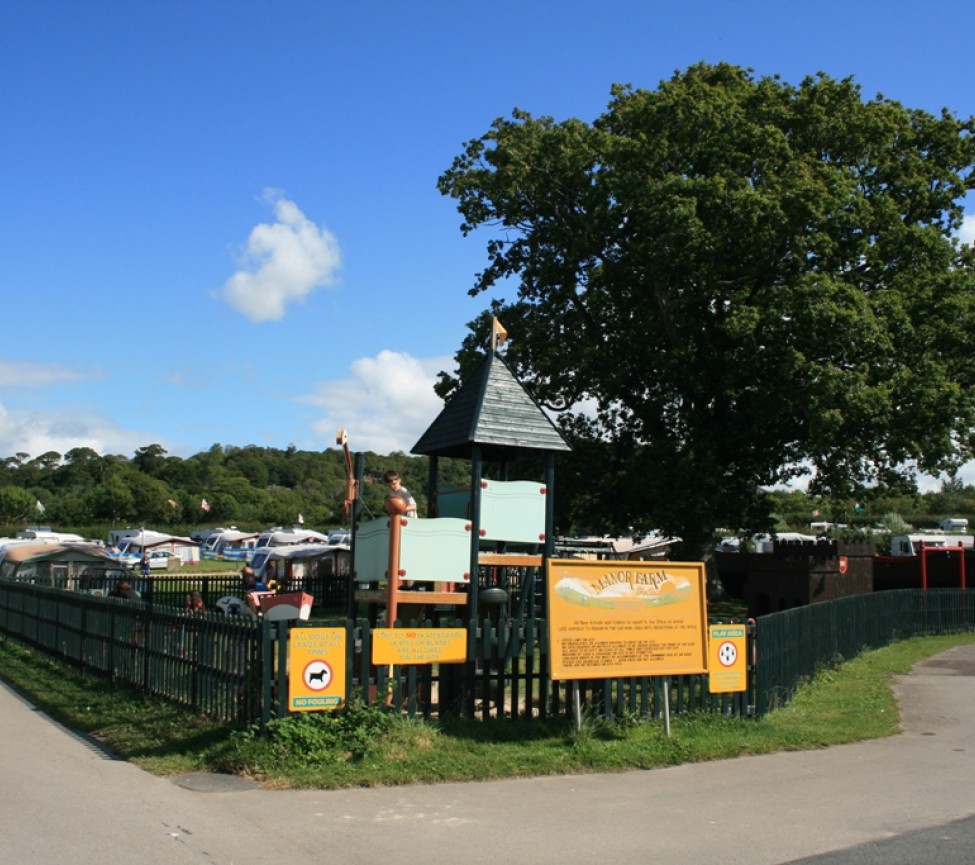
[218,189,341,323]
[0,360,92,387]
[960,213,975,247]
[0,401,152,460]
[299,350,453,454]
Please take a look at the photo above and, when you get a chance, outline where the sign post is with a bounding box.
[288,627,347,712]
[546,559,708,734]
[707,623,748,694]
[547,558,709,680]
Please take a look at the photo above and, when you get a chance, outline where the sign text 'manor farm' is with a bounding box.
[546,559,708,681]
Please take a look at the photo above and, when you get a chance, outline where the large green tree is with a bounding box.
[0,486,36,523]
[438,63,975,554]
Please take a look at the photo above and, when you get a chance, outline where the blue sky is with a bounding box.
[1,0,973,488]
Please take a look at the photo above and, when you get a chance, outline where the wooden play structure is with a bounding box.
[347,345,571,624]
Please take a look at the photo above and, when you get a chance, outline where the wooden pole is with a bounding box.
[386,508,403,626]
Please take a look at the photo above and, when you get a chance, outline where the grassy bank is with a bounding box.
[2,633,973,789]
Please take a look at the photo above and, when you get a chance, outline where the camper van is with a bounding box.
[254,526,330,548]
[115,531,201,566]
[200,529,259,562]
[251,541,351,585]
[17,527,86,544]
[939,518,969,532]
[889,533,974,556]
[750,532,818,553]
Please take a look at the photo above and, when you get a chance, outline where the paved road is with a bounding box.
[3,645,975,865]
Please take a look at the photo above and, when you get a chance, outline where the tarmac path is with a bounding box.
[2,645,975,865]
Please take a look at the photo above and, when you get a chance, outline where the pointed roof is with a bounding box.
[412,352,571,460]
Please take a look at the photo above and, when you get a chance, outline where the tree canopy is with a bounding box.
[0,444,471,538]
[437,62,975,553]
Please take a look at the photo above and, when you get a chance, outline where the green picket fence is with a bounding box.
[4,578,973,728]
[1,577,749,726]
[0,580,262,724]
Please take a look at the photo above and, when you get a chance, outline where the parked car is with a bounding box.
[147,550,181,569]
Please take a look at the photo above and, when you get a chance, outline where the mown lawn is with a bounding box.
[2,632,973,788]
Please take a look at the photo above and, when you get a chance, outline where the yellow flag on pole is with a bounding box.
[491,317,508,350]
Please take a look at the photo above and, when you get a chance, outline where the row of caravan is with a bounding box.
[102,525,351,567]
[717,528,975,557]
[0,525,351,597]
[0,525,351,576]
[191,526,351,563]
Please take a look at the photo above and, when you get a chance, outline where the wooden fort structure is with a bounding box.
[714,540,876,618]
[347,347,571,623]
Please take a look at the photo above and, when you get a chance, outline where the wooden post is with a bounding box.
[469,445,483,616]
[386,510,403,626]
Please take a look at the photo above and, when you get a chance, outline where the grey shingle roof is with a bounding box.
[411,352,571,460]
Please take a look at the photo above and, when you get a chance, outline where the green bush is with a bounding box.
[241,695,394,764]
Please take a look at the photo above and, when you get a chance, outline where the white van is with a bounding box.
[751,532,817,553]
[889,533,974,556]
[939,518,969,532]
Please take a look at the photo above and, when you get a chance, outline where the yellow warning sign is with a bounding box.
[289,627,347,711]
[372,628,467,665]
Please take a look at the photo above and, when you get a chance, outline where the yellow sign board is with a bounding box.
[707,624,748,693]
[546,559,708,681]
[372,628,468,666]
[289,627,347,712]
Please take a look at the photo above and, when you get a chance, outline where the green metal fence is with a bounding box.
[5,578,973,728]
[0,577,748,726]
[753,588,975,716]
[0,580,262,724]
[133,572,348,612]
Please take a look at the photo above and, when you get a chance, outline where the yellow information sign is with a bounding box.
[707,624,748,693]
[372,628,468,666]
[289,627,347,712]
[547,559,708,681]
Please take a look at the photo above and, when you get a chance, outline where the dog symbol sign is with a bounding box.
[290,627,346,711]
[303,660,333,691]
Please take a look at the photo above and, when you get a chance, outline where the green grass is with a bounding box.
[2,632,973,788]
[177,560,244,574]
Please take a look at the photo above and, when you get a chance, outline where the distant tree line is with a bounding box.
[2,442,975,546]
[0,444,469,540]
